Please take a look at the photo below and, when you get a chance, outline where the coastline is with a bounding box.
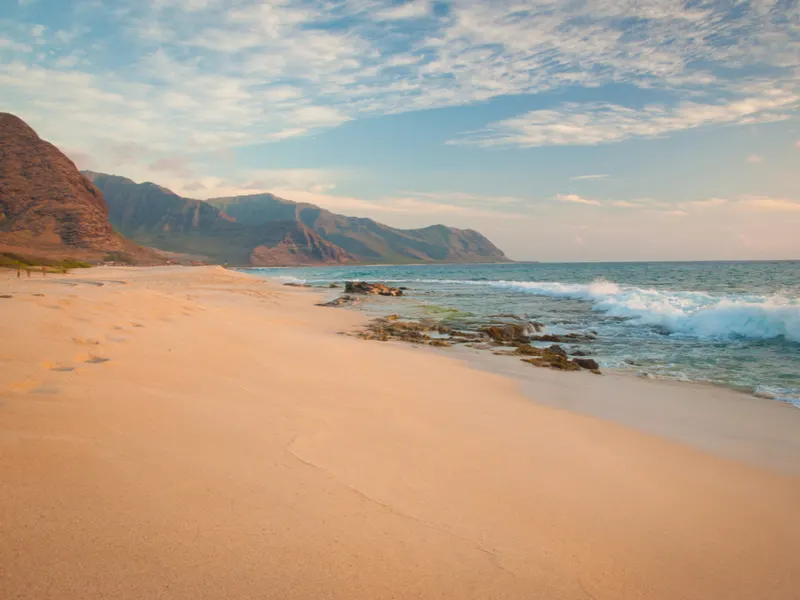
[295,276,800,475]
[2,266,799,599]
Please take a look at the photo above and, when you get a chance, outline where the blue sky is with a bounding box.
[1,0,798,260]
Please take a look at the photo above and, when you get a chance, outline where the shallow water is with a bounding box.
[244,261,800,407]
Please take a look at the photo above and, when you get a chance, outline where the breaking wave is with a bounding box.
[484,279,800,343]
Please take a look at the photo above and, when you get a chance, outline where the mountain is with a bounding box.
[84,173,354,266]
[86,173,509,266]
[209,194,509,264]
[0,113,160,264]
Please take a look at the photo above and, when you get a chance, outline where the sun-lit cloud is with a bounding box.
[682,197,729,209]
[570,174,609,181]
[612,200,644,208]
[1,0,796,159]
[747,154,764,164]
[738,196,800,213]
[450,88,799,148]
[554,193,601,206]
[375,1,430,21]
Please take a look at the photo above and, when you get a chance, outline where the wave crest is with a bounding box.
[489,279,800,343]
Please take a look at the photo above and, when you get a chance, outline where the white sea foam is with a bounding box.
[485,280,800,343]
[386,277,800,343]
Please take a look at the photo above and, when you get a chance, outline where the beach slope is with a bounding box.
[1,267,798,599]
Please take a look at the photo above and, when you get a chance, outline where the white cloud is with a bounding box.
[450,88,799,148]
[570,174,609,181]
[747,154,764,164]
[738,196,800,213]
[612,200,644,208]
[554,193,601,206]
[0,0,796,159]
[682,197,729,209]
[375,1,430,20]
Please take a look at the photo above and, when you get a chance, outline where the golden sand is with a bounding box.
[1,266,798,599]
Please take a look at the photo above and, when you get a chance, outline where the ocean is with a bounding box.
[243,261,800,407]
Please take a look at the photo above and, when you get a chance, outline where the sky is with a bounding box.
[1,0,799,261]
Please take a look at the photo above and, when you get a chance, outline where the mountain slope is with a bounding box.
[86,172,509,266]
[0,114,157,263]
[85,173,353,266]
[210,194,509,264]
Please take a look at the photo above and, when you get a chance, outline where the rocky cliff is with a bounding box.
[87,172,509,266]
[210,194,509,264]
[0,114,158,263]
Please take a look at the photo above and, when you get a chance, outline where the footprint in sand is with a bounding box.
[85,355,111,364]
[72,337,101,346]
[7,379,42,393]
[31,385,61,395]
[0,294,12,299]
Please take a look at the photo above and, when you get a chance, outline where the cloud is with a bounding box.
[0,0,796,160]
[747,154,764,164]
[570,174,609,181]
[612,200,644,208]
[375,1,430,21]
[149,156,194,179]
[554,193,601,206]
[450,88,799,148]
[738,196,800,213]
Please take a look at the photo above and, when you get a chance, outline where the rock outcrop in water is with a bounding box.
[344,281,404,296]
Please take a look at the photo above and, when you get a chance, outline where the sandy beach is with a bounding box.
[1,266,799,600]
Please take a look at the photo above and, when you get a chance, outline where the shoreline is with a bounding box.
[242,265,800,406]
[286,279,800,476]
[2,266,799,599]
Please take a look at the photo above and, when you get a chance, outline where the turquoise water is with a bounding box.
[244,261,800,406]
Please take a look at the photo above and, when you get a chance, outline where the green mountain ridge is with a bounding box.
[84,171,510,266]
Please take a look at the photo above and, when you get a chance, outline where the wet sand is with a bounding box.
[1,266,798,599]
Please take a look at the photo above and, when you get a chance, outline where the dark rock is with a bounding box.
[429,340,452,348]
[0,294,12,299]
[571,350,590,357]
[573,358,600,371]
[522,354,581,372]
[284,282,311,288]
[528,334,563,342]
[317,295,360,307]
[345,281,403,296]
[328,283,340,288]
[480,323,531,343]
[514,344,544,356]
[529,332,596,343]
[546,344,567,357]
